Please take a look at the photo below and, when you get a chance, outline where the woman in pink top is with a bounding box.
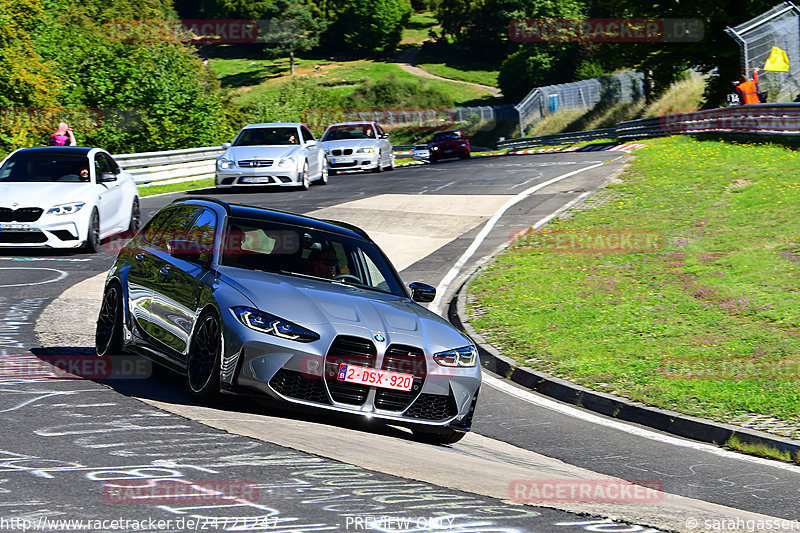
[49,122,77,146]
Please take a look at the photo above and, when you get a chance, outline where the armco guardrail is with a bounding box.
[115,144,422,187]
[500,103,800,149]
[113,146,223,186]
[497,128,617,150]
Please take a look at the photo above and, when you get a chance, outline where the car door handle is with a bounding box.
[135,253,145,264]
[159,265,171,279]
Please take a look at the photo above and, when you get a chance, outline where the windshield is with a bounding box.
[233,127,300,146]
[0,153,91,183]
[221,217,405,297]
[432,131,462,141]
[322,125,377,141]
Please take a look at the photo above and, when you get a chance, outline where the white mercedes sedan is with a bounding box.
[0,146,140,252]
[215,122,327,190]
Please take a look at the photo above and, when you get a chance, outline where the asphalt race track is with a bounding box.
[2,152,799,533]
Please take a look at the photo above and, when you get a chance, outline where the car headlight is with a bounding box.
[217,158,233,170]
[356,147,375,153]
[232,307,319,343]
[47,202,85,215]
[433,345,478,367]
[431,146,439,150]
[278,156,297,168]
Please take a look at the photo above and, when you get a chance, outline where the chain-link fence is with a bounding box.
[514,72,645,134]
[726,2,800,103]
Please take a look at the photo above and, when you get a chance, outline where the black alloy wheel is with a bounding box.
[95,281,124,357]
[187,311,222,401]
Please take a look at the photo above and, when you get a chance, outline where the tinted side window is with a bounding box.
[186,209,217,250]
[99,153,121,174]
[152,207,201,249]
[301,126,314,143]
[142,208,175,244]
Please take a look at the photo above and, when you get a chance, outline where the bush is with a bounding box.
[342,73,454,109]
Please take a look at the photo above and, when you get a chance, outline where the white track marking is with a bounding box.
[0,268,68,288]
[483,373,800,473]
[430,161,607,314]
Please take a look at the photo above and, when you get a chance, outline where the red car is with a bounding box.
[428,130,471,163]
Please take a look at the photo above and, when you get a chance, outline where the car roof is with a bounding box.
[241,123,303,129]
[325,122,377,128]
[171,198,371,241]
[10,146,95,156]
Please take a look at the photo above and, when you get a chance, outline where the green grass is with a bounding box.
[401,11,439,46]
[725,436,799,463]
[416,42,500,88]
[467,136,800,426]
[210,57,493,108]
[138,178,214,197]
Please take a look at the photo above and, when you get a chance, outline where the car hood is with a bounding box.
[218,268,471,350]
[320,139,377,150]
[222,146,301,161]
[0,182,96,209]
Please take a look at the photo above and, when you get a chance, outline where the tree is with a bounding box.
[174,0,271,19]
[338,0,412,55]
[262,0,326,75]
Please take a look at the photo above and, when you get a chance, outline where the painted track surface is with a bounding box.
[3,153,799,531]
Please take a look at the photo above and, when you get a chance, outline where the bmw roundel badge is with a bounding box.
[374,334,385,342]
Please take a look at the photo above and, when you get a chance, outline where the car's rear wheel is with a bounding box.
[82,208,100,253]
[412,427,466,445]
[96,281,124,357]
[128,198,140,233]
[300,161,310,190]
[186,311,222,402]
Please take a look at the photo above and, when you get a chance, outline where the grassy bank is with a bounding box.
[467,136,800,433]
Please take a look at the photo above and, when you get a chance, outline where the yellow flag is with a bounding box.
[764,46,790,72]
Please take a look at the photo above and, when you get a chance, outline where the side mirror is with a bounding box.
[409,282,436,303]
[221,142,231,149]
[306,139,317,146]
[381,133,389,139]
[99,172,117,182]
[167,240,211,268]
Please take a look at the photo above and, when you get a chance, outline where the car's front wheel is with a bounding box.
[82,208,100,253]
[412,427,466,445]
[386,152,395,171]
[186,310,222,402]
[317,164,328,185]
[299,161,311,190]
[95,281,124,357]
[371,151,384,173]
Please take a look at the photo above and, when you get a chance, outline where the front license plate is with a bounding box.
[0,223,34,232]
[337,364,414,391]
[240,177,272,184]
[332,158,354,164]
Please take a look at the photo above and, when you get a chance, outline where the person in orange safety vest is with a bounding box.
[736,68,760,105]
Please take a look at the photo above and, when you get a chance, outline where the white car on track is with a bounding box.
[0,146,140,252]
[215,122,327,190]
[321,121,394,174]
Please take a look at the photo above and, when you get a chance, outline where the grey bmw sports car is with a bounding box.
[96,198,480,444]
